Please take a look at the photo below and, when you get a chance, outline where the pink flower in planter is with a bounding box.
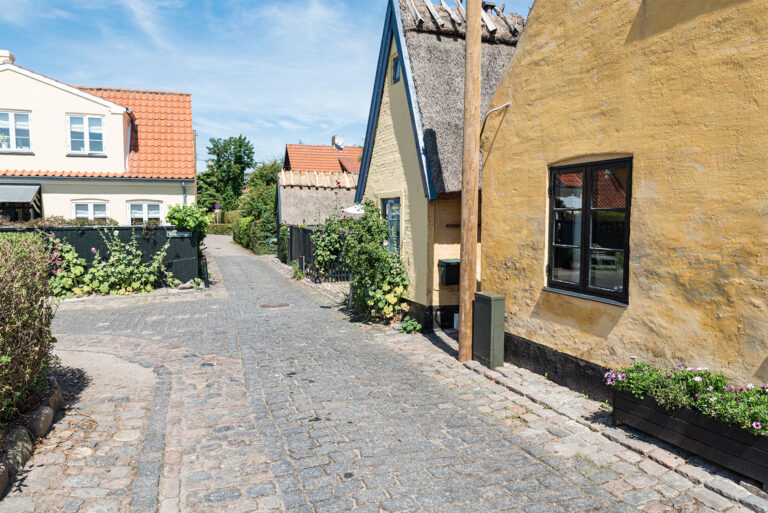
[747,384,754,390]
[711,410,717,415]
[52,270,58,275]
[53,249,59,255]
[675,363,684,368]
[707,386,714,391]
[725,386,735,392]
[738,387,744,392]
[694,393,700,398]
[54,241,61,246]
[754,422,763,430]
[697,367,708,371]
[686,367,694,371]
[710,397,717,402]
[48,234,54,238]
[91,248,96,254]
[694,377,703,382]
[618,373,627,381]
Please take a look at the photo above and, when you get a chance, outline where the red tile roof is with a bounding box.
[0,86,195,180]
[80,87,195,180]
[555,170,626,209]
[285,144,362,174]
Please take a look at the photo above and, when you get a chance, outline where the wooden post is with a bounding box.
[459,0,482,363]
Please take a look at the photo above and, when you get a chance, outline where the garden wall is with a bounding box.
[0,226,198,283]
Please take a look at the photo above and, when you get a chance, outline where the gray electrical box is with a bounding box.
[472,292,505,369]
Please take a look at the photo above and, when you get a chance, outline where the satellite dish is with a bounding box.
[332,134,345,148]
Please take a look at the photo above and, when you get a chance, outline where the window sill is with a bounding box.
[0,150,34,156]
[67,153,107,158]
[542,287,628,308]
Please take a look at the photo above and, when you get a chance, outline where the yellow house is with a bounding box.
[0,50,196,225]
[356,0,523,331]
[480,0,768,389]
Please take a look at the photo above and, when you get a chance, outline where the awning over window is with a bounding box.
[0,184,40,203]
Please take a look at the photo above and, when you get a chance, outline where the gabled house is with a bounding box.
[276,141,362,227]
[0,50,195,224]
[355,0,523,331]
[479,0,768,388]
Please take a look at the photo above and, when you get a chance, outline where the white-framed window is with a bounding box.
[129,202,162,225]
[72,201,109,221]
[0,111,32,152]
[67,114,104,155]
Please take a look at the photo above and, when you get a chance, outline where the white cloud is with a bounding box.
[0,0,69,25]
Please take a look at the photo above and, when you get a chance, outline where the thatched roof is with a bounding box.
[402,0,523,195]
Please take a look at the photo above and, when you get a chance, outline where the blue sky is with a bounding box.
[0,0,532,169]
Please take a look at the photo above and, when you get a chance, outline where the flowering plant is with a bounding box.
[606,361,767,436]
[43,233,88,298]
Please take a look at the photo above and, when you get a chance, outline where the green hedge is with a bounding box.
[233,217,275,255]
[207,224,234,235]
[0,236,54,422]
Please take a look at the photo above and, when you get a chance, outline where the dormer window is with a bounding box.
[0,111,32,153]
[67,115,104,156]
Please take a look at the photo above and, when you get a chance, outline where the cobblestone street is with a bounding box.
[2,236,762,513]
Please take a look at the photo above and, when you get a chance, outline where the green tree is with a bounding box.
[246,159,282,189]
[197,135,255,211]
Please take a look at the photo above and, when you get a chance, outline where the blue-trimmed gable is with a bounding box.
[355,0,436,204]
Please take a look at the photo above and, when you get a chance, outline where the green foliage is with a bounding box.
[291,260,305,280]
[606,361,768,436]
[343,201,409,320]
[311,207,354,279]
[1,216,118,228]
[246,159,282,188]
[80,231,179,296]
[399,316,422,334]
[233,217,275,255]
[206,224,234,235]
[166,204,210,242]
[0,236,55,422]
[43,233,88,298]
[278,225,289,263]
[197,135,255,211]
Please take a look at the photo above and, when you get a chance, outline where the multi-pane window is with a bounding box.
[548,158,632,303]
[73,202,108,221]
[382,198,401,254]
[129,202,161,225]
[0,111,32,152]
[67,115,104,154]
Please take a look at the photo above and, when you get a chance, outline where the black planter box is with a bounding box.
[613,390,767,489]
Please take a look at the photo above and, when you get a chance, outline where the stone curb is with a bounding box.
[0,376,64,499]
[463,360,768,513]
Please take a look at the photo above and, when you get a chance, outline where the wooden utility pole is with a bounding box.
[459,0,482,363]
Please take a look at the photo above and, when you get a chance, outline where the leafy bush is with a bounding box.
[312,210,354,279]
[278,225,289,263]
[1,216,118,228]
[207,223,234,235]
[224,210,241,224]
[606,361,768,436]
[343,201,409,320]
[399,316,422,334]
[166,204,210,242]
[291,260,305,280]
[233,217,276,255]
[43,233,88,298]
[80,230,179,295]
[0,236,55,422]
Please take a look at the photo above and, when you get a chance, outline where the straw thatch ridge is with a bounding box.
[401,0,522,194]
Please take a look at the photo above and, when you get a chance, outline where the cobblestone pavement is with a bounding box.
[5,235,760,513]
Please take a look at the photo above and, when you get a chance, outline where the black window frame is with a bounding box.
[392,55,401,84]
[547,157,632,304]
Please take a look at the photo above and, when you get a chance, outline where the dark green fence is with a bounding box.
[0,225,199,283]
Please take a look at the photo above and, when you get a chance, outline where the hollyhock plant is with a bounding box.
[604,361,767,435]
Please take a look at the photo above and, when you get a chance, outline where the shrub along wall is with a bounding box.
[0,234,55,422]
[233,217,276,255]
[0,226,198,283]
[206,224,234,235]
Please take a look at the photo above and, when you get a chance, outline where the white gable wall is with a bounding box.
[0,66,129,174]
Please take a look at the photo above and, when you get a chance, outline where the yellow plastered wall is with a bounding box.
[363,37,430,305]
[480,0,768,382]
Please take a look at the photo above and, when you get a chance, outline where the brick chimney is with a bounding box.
[0,50,15,65]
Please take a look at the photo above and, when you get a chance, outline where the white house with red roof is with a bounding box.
[0,50,196,225]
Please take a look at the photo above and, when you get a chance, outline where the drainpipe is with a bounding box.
[182,182,188,205]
